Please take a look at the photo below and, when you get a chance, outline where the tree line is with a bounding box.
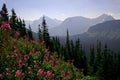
[0,3,34,40]
[37,15,120,80]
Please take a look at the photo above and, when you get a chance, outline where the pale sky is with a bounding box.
[0,0,120,20]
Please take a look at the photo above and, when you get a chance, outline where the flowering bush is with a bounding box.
[0,20,96,80]
[0,21,11,30]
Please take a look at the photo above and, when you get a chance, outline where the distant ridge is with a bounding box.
[49,14,114,36]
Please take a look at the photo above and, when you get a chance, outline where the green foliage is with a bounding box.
[38,24,43,41]
[65,29,71,60]
[0,3,120,80]
[0,29,85,79]
[88,45,95,75]
[1,3,9,21]
[27,25,33,40]
[41,16,50,47]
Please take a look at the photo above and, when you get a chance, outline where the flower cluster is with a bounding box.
[15,31,20,37]
[37,69,54,79]
[0,21,11,30]
[15,70,24,79]
[0,37,83,79]
[0,74,2,79]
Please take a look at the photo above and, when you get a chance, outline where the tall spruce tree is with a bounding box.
[21,20,27,36]
[74,39,87,75]
[1,3,9,21]
[95,41,102,74]
[74,39,80,68]
[65,29,71,60]
[88,45,95,75]
[70,40,74,60]
[38,24,42,41]
[28,25,33,40]
[41,16,50,47]
[10,8,17,30]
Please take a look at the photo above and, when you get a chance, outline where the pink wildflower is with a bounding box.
[18,59,22,67]
[17,54,22,57]
[24,54,29,61]
[0,74,2,78]
[12,70,15,73]
[15,31,20,37]
[15,70,24,78]
[49,60,53,65]
[0,21,11,30]
[41,41,45,45]
[55,60,59,64]
[46,71,54,78]
[28,71,32,75]
[34,64,37,68]
[5,68,9,71]
[61,70,65,76]
[28,67,31,70]
[33,60,37,63]
[13,46,17,49]
[34,51,39,55]
[50,55,53,59]
[37,69,44,76]
[14,49,18,53]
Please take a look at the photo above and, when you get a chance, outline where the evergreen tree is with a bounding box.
[10,8,17,30]
[88,45,95,75]
[70,40,74,60]
[41,16,50,47]
[99,44,109,80]
[73,38,88,75]
[116,54,120,80]
[1,3,9,21]
[17,18,23,36]
[21,20,27,36]
[94,41,102,74]
[10,9,27,37]
[65,29,71,60]
[74,39,81,68]
[27,25,33,40]
[38,24,42,41]
[82,50,88,75]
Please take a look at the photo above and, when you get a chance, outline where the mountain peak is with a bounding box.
[97,14,114,20]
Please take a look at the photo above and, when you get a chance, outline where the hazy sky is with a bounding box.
[0,0,120,20]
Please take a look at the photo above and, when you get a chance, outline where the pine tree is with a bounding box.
[88,45,95,75]
[116,54,120,80]
[94,40,102,74]
[27,25,33,40]
[100,44,109,80]
[74,39,80,68]
[1,3,9,21]
[70,40,74,60]
[22,20,27,36]
[65,29,71,60]
[82,50,88,75]
[41,16,50,47]
[10,8,17,30]
[73,38,88,75]
[38,24,42,41]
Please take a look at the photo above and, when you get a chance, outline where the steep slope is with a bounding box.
[49,14,114,36]
[70,20,120,52]
[0,27,94,80]
[85,20,120,39]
